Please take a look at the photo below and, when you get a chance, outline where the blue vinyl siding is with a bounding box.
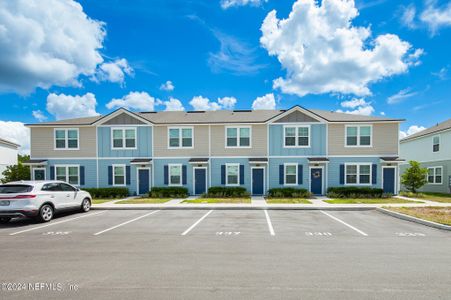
[97,126,152,157]
[210,158,251,192]
[98,159,138,195]
[269,124,326,156]
[153,159,195,195]
[45,159,97,188]
[328,157,381,188]
[268,158,309,189]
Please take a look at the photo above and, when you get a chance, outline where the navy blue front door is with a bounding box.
[310,168,323,195]
[383,168,395,194]
[252,168,264,195]
[194,168,207,195]
[138,169,150,195]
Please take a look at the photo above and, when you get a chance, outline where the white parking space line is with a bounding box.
[264,210,275,236]
[181,210,213,236]
[9,211,107,236]
[94,210,160,236]
[320,211,368,236]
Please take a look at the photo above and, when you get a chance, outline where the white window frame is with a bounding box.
[427,166,443,185]
[32,168,46,181]
[344,163,372,186]
[432,135,440,153]
[54,128,79,150]
[283,125,311,148]
[167,127,194,149]
[111,127,137,150]
[112,164,126,186]
[284,163,298,186]
[225,163,240,186]
[345,125,373,148]
[168,164,183,186]
[55,164,80,186]
[225,126,252,148]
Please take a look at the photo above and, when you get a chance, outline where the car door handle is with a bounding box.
[50,195,55,199]
[66,194,71,197]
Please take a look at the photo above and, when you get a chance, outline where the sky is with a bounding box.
[0,0,451,153]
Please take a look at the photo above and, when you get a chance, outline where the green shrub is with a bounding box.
[149,187,188,198]
[400,191,426,198]
[267,188,311,198]
[204,186,250,198]
[326,187,384,198]
[83,187,129,199]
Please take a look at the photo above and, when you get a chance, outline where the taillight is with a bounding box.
[14,194,37,199]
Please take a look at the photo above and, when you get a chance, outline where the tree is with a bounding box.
[401,160,428,193]
[1,155,31,184]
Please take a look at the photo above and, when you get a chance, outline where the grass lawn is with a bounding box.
[92,199,116,204]
[183,198,251,204]
[412,192,451,203]
[266,198,312,204]
[388,207,451,226]
[325,198,423,204]
[115,198,172,204]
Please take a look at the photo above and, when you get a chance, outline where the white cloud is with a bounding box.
[337,98,374,116]
[32,110,47,122]
[401,4,417,29]
[0,121,30,154]
[387,88,417,104]
[46,92,99,120]
[0,0,106,94]
[160,80,175,91]
[340,98,368,109]
[420,0,451,35]
[220,0,267,9]
[260,0,420,97]
[106,91,156,112]
[218,96,237,109]
[94,59,133,85]
[432,66,448,80]
[189,96,222,111]
[400,125,426,139]
[161,97,185,111]
[251,93,276,110]
[380,111,386,116]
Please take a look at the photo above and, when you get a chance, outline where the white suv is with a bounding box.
[0,181,92,223]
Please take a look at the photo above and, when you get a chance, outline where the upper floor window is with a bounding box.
[427,166,442,184]
[112,128,136,149]
[345,163,371,185]
[346,125,372,147]
[168,128,193,148]
[433,135,440,152]
[55,165,79,185]
[226,163,240,186]
[169,164,182,186]
[226,127,251,148]
[284,126,310,147]
[284,163,298,185]
[113,165,126,186]
[55,129,79,150]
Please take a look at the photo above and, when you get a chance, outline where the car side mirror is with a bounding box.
[76,187,80,191]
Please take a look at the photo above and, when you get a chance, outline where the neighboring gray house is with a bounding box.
[400,118,451,194]
[0,138,20,180]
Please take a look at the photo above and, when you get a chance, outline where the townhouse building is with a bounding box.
[400,118,451,194]
[0,138,19,180]
[24,106,403,196]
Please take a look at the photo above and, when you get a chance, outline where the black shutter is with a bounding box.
[108,166,113,185]
[339,164,345,185]
[80,166,85,186]
[126,166,131,185]
[50,166,55,180]
[164,165,168,185]
[372,164,377,185]
[298,164,303,185]
[221,165,225,185]
[182,165,187,185]
[279,165,284,185]
[239,165,244,185]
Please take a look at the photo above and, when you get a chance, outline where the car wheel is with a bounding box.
[0,217,11,224]
[81,198,91,212]
[38,204,54,222]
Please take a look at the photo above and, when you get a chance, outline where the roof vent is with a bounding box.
[140,111,157,114]
[187,111,205,113]
[233,110,252,112]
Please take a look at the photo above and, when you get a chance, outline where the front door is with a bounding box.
[33,168,45,180]
[310,168,323,195]
[194,168,207,195]
[252,168,264,196]
[383,168,395,194]
[138,169,150,195]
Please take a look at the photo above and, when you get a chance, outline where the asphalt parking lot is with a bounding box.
[0,209,450,300]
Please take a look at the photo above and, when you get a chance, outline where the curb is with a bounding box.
[92,206,375,211]
[377,208,451,231]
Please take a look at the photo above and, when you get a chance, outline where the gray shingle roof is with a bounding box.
[401,118,451,142]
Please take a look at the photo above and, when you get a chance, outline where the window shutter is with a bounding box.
[164,165,168,185]
[279,165,284,185]
[221,165,225,185]
[126,166,131,185]
[108,166,113,185]
[372,164,377,185]
[298,164,303,185]
[339,164,345,185]
[50,166,55,180]
[80,166,85,186]
[182,165,187,185]
[239,165,244,185]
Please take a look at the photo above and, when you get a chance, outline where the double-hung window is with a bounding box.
[346,125,372,147]
[55,129,79,150]
[113,165,126,186]
[427,166,442,184]
[169,164,182,186]
[55,165,80,185]
[112,128,136,149]
[226,127,251,147]
[433,136,440,152]
[284,163,298,185]
[226,164,239,186]
[284,126,310,147]
[345,164,371,185]
[168,128,193,148]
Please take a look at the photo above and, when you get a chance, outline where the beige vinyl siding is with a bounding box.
[30,127,96,158]
[210,124,267,156]
[328,123,399,155]
[153,125,209,157]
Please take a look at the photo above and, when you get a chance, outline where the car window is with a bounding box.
[42,183,62,192]
[59,183,76,192]
[0,185,33,194]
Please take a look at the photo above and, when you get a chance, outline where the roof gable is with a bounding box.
[94,108,152,126]
[268,106,326,123]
